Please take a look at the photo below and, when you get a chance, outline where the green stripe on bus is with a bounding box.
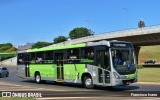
[27,43,86,53]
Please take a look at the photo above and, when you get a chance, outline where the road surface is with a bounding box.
[0,66,159,100]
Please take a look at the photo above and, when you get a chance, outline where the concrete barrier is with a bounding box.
[0,57,17,66]
[140,64,160,68]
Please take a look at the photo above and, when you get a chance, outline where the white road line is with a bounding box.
[0,82,22,86]
[0,89,43,91]
[36,97,100,100]
[0,87,76,91]
[0,82,93,92]
[0,82,63,91]
[137,82,160,85]
[127,98,160,100]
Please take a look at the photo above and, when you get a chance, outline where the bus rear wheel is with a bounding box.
[83,76,94,89]
[6,72,9,77]
[35,73,41,84]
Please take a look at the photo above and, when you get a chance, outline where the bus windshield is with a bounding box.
[111,48,136,75]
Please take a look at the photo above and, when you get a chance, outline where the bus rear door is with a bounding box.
[17,53,30,78]
[55,53,64,82]
[24,54,30,77]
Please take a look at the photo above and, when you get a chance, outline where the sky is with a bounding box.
[0,0,160,46]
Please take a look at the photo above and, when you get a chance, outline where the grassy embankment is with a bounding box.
[138,68,160,82]
[138,45,160,82]
[138,45,160,64]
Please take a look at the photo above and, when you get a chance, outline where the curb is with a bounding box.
[137,82,160,85]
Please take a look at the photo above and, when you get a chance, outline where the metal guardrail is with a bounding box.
[44,25,160,48]
[140,64,160,68]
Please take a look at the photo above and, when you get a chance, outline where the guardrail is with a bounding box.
[140,64,160,68]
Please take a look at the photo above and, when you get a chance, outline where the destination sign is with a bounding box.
[113,43,126,47]
[111,42,133,48]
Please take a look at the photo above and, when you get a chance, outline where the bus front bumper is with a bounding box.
[111,77,138,86]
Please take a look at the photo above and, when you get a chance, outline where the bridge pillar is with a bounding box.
[134,46,141,64]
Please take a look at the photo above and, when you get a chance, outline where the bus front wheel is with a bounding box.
[35,73,41,84]
[83,76,94,89]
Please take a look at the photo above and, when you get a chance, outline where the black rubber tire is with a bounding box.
[35,73,41,84]
[83,76,94,89]
[6,72,9,77]
[41,80,46,83]
[107,86,113,90]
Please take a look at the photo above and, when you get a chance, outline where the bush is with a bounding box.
[137,65,143,69]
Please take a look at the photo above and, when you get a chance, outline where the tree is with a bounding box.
[69,27,93,39]
[0,43,12,48]
[138,20,145,28]
[53,36,67,43]
[0,43,17,53]
[32,41,52,49]
[5,47,18,52]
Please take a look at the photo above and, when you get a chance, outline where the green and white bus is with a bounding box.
[17,40,137,88]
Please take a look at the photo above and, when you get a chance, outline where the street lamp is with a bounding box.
[123,7,128,29]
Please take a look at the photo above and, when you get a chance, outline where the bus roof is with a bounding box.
[18,40,133,53]
[27,43,86,53]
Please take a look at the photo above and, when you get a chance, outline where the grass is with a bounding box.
[139,45,160,64]
[138,68,160,82]
[138,46,160,82]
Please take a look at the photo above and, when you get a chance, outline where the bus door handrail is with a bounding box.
[97,67,111,73]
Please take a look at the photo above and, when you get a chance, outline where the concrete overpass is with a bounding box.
[46,25,160,63]
[46,25,160,47]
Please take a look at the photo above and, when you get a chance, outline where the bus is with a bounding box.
[17,40,138,88]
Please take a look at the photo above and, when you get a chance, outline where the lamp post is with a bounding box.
[123,7,128,29]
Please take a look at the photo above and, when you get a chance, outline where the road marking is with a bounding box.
[127,98,160,100]
[0,82,22,86]
[37,97,160,100]
[36,97,100,100]
[137,82,160,85]
[0,82,86,92]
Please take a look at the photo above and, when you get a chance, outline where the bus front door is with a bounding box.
[96,50,110,85]
[55,53,64,81]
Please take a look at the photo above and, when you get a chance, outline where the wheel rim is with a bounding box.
[36,75,40,82]
[85,78,92,86]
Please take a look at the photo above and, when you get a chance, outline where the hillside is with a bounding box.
[0,43,17,53]
[138,45,160,64]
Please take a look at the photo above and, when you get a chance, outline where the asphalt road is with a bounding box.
[0,66,160,100]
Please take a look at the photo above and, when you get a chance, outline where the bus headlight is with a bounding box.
[113,72,120,79]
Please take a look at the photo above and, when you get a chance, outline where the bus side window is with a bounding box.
[36,52,44,64]
[81,47,94,63]
[30,53,36,64]
[67,49,79,63]
[44,51,54,63]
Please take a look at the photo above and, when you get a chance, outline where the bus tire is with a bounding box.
[107,86,113,90]
[6,72,9,77]
[83,76,94,89]
[35,73,41,84]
